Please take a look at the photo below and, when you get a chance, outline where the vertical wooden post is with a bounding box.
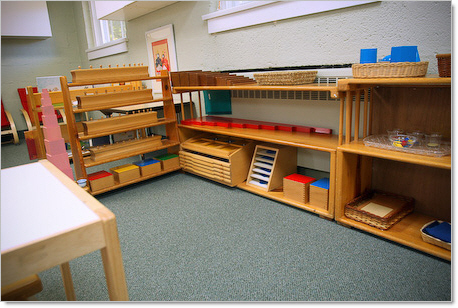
[189,92,194,119]
[345,91,353,144]
[338,94,345,146]
[26,88,46,159]
[354,90,361,142]
[198,91,203,119]
[179,92,185,122]
[368,87,374,136]
[60,76,86,179]
[363,88,369,138]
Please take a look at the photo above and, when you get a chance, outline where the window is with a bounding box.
[84,1,128,60]
[203,1,377,34]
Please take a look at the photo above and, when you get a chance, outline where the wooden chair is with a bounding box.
[1,100,20,144]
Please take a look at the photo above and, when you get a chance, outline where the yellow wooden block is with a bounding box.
[110,164,140,183]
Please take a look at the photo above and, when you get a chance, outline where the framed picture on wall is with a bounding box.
[146,24,178,93]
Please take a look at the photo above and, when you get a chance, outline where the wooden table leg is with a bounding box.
[98,210,129,301]
[60,262,76,301]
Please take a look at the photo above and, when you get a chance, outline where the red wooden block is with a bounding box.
[313,127,332,134]
[295,126,313,133]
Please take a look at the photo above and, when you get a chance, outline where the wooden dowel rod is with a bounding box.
[338,95,345,146]
[189,92,194,119]
[354,90,361,142]
[363,88,369,138]
[345,91,353,144]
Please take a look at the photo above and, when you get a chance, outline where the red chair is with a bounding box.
[1,100,19,144]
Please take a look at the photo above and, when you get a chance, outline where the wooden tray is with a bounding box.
[345,190,414,230]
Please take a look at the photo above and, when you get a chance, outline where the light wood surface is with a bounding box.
[178,125,338,152]
[1,160,129,300]
[337,76,451,92]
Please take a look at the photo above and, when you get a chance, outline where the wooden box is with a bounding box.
[133,158,162,176]
[110,164,141,184]
[155,153,180,170]
[309,178,330,210]
[179,134,255,186]
[283,174,316,204]
[87,171,115,192]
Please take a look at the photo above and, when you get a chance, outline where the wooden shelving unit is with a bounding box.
[336,77,451,260]
[176,80,340,219]
[61,66,180,194]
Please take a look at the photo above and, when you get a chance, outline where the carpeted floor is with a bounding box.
[1,142,452,301]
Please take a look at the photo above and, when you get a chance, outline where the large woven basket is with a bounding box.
[352,62,429,78]
[345,190,414,230]
[254,70,317,85]
[436,54,451,77]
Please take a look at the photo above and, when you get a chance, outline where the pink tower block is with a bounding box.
[41,114,59,127]
[43,125,63,140]
[41,105,55,115]
[41,88,74,180]
[47,152,71,172]
[45,138,67,155]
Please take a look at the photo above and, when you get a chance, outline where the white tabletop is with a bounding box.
[1,162,100,252]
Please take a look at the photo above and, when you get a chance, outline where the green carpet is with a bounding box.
[1,142,451,301]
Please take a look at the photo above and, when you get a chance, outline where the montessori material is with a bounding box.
[87,170,115,192]
[133,158,162,176]
[310,178,330,210]
[155,153,180,171]
[61,65,181,195]
[110,164,141,184]
[283,174,316,204]
[247,144,297,192]
[40,89,73,179]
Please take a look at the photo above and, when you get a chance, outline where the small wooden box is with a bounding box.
[88,171,115,192]
[133,158,162,176]
[309,178,330,210]
[283,174,316,204]
[110,164,140,184]
[155,153,180,170]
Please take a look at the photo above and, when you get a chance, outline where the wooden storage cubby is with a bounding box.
[61,66,180,195]
[336,78,451,260]
[179,133,255,186]
[246,144,297,191]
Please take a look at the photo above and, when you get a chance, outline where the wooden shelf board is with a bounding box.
[174,83,339,98]
[68,76,168,87]
[73,98,169,114]
[337,77,451,92]
[90,166,181,195]
[237,181,333,219]
[337,212,451,261]
[79,118,176,140]
[338,141,451,169]
[83,140,180,168]
[178,124,338,152]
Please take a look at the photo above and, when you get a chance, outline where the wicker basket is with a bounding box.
[421,220,451,250]
[254,70,317,85]
[436,54,451,77]
[352,62,429,78]
[345,190,414,230]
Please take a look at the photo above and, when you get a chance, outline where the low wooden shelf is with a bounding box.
[62,67,180,194]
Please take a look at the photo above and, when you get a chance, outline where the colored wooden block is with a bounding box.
[87,171,115,192]
[155,153,180,170]
[294,126,313,133]
[42,126,62,140]
[133,158,162,176]
[310,178,330,210]
[41,114,59,128]
[110,164,141,184]
[313,127,333,134]
[44,138,66,155]
[283,174,316,204]
[41,105,55,115]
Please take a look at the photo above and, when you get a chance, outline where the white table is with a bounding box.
[1,160,128,301]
